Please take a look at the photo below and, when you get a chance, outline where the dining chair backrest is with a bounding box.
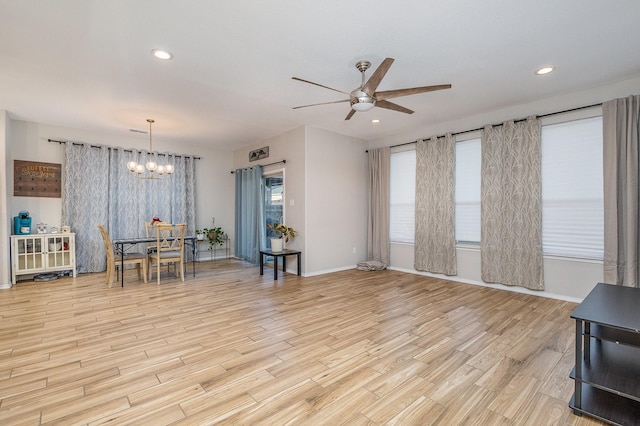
[155,223,186,254]
[148,223,186,285]
[98,224,115,266]
[144,221,169,252]
[144,221,158,238]
[98,224,148,287]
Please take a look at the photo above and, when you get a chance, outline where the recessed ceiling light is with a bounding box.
[151,49,173,60]
[371,119,380,123]
[535,66,554,75]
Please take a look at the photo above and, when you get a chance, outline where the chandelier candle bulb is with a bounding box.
[127,118,173,180]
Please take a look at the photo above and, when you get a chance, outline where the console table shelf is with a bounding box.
[10,233,77,284]
[570,384,640,425]
[570,282,640,425]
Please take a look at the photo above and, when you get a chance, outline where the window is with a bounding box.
[388,115,604,260]
[541,116,603,259]
[455,138,481,243]
[390,149,416,243]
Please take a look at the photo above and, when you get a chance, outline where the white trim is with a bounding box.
[303,264,356,277]
[388,266,583,304]
[304,262,584,302]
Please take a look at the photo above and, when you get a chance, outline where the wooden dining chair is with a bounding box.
[148,223,186,285]
[144,221,164,254]
[97,224,147,287]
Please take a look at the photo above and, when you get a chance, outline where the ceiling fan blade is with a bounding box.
[375,100,414,114]
[345,109,356,120]
[375,84,452,101]
[362,58,394,95]
[292,99,350,109]
[292,77,350,96]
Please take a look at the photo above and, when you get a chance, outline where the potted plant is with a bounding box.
[203,226,225,251]
[197,218,226,251]
[267,222,297,252]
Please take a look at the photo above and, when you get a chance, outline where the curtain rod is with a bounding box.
[48,138,201,160]
[371,102,603,151]
[230,159,286,174]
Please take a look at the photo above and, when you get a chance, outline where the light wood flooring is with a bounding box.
[0,259,606,425]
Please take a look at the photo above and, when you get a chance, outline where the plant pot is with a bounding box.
[270,238,283,252]
[196,234,204,241]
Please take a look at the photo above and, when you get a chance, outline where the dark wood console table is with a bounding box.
[570,282,640,424]
[259,249,301,280]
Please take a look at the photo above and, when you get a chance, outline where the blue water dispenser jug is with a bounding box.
[14,211,32,235]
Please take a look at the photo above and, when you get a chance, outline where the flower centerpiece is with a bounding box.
[267,222,297,252]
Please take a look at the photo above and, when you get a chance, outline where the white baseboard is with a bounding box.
[388,266,583,303]
[303,264,357,277]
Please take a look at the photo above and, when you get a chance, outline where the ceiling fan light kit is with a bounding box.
[292,57,451,120]
[350,89,376,111]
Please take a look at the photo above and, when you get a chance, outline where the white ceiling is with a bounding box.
[1,1,640,151]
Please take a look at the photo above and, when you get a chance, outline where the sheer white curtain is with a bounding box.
[414,135,457,275]
[367,147,390,266]
[603,94,640,287]
[62,142,197,273]
[481,117,544,290]
[234,166,265,264]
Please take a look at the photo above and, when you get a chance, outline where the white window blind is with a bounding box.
[455,138,481,243]
[541,116,603,259]
[390,149,416,243]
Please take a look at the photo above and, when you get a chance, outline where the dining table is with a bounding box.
[112,235,197,287]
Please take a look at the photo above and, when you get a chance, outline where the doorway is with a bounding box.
[264,172,284,250]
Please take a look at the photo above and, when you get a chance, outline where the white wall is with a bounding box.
[232,126,368,276]
[5,118,235,262]
[369,75,640,301]
[233,126,306,271]
[0,111,10,288]
[305,127,368,274]
[391,243,602,301]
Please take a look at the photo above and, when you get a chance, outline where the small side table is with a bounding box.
[259,249,301,280]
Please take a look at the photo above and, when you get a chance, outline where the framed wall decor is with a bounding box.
[14,160,62,198]
[249,146,269,162]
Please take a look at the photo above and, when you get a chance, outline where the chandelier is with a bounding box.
[127,119,174,179]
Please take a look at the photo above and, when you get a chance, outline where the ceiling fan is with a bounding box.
[292,58,451,120]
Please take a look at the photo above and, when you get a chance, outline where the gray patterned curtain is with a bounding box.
[62,144,110,273]
[414,135,457,275]
[481,117,543,290]
[62,142,197,273]
[603,94,640,287]
[367,147,390,266]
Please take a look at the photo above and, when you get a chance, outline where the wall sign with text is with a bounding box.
[14,160,62,198]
